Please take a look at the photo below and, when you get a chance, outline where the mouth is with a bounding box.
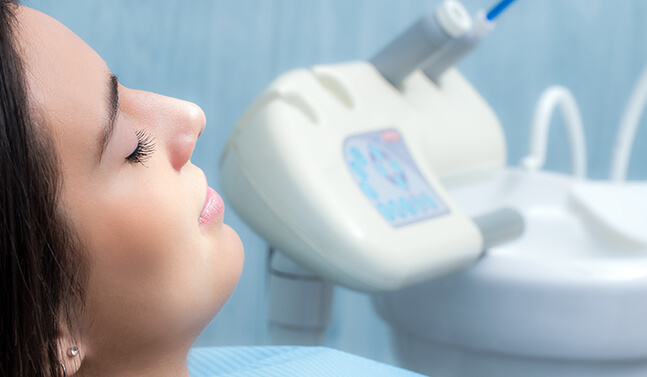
[199,185,225,227]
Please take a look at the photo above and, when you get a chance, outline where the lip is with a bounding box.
[199,186,225,227]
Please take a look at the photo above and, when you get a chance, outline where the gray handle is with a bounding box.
[422,32,479,83]
[473,207,525,250]
[371,12,453,88]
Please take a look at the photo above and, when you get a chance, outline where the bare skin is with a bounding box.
[15,6,244,377]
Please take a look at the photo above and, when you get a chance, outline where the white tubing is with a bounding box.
[610,65,647,181]
[520,86,587,179]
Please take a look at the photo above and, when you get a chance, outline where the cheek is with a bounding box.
[90,185,198,278]
[80,179,204,325]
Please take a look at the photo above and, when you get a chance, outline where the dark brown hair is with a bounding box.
[0,1,87,376]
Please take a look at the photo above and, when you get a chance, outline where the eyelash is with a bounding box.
[126,129,155,165]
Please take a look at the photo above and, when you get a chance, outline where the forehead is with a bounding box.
[15,6,110,171]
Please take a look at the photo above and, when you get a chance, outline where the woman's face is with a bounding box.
[17,6,244,360]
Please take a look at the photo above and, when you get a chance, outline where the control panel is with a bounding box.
[344,129,449,227]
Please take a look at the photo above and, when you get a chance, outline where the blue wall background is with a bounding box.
[31,0,647,365]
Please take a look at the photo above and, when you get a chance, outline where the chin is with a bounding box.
[213,224,244,305]
[224,223,244,282]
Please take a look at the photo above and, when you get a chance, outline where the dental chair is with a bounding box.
[219,0,647,376]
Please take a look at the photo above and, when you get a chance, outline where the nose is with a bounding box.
[164,99,206,171]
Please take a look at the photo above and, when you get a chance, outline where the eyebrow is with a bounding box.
[98,73,119,161]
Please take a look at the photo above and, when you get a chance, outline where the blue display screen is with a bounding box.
[343,128,449,227]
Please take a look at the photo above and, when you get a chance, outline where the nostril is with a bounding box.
[169,131,197,171]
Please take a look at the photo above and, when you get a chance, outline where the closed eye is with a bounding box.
[126,129,155,165]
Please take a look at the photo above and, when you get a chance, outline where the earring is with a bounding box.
[60,362,67,377]
[67,346,79,357]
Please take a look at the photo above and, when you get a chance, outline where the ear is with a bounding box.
[57,329,85,376]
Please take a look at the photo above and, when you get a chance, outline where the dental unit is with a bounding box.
[220,0,647,375]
